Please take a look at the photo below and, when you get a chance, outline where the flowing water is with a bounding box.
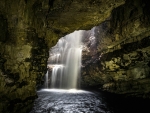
[30,89,150,113]
[30,89,104,113]
[45,71,49,88]
[46,30,83,89]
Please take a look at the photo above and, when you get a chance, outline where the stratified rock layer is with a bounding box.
[81,0,150,98]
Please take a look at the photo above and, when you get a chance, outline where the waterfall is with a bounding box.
[45,71,49,88]
[47,30,83,89]
[50,65,63,88]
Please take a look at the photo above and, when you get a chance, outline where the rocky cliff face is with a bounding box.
[0,15,48,112]
[81,0,150,98]
[0,0,150,112]
[0,1,48,112]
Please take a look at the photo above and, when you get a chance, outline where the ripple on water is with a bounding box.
[30,89,109,113]
[30,89,150,113]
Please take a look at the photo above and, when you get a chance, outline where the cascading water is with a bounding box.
[45,71,49,88]
[46,30,83,89]
[51,65,63,88]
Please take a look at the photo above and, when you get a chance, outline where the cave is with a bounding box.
[0,0,150,113]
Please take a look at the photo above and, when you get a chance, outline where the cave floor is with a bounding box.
[30,89,150,113]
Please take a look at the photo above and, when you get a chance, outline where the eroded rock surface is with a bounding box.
[81,0,150,98]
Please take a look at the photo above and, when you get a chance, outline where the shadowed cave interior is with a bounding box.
[0,0,150,113]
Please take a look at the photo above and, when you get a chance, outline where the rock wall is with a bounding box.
[0,17,48,113]
[0,1,49,112]
[81,0,150,98]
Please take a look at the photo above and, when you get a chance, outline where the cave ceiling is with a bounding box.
[45,0,125,33]
[0,0,125,47]
[35,0,125,47]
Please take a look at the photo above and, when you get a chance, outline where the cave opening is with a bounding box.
[44,27,98,90]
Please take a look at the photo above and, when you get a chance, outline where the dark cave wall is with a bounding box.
[81,0,150,98]
[0,16,49,113]
[0,1,49,112]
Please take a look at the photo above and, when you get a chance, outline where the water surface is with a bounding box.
[30,89,150,113]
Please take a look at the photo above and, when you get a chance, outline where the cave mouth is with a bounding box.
[44,27,98,90]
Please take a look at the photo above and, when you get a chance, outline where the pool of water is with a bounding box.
[30,89,150,113]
